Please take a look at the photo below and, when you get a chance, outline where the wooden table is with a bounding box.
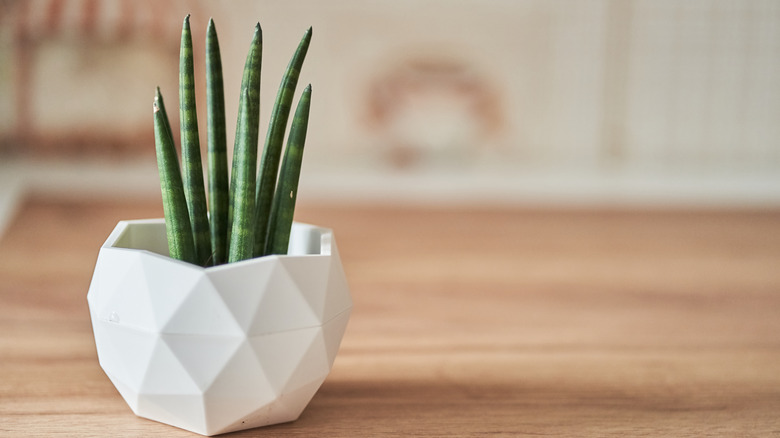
[2,197,779,437]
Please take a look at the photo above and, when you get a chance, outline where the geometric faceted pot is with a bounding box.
[87,219,352,436]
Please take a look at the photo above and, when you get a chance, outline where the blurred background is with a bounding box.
[0,0,779,227]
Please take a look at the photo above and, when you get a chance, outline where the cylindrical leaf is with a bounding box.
[179,15,212,266]
[206,18,228,266]
[228,23,262,252]
[154,88,197,264]
[227,88,258,263]
[266,84,312,255]
[253,27,312,257]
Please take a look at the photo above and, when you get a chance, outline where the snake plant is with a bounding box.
[154,15,312,267]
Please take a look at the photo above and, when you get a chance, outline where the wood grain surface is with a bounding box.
[1,197,779,437]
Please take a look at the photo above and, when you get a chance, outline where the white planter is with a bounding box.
[87,219,352,436]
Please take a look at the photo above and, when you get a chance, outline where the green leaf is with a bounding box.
[206,18,228,266]
[266,84,312,255]
[227,23,262,253]
[227,88,258,263]
[179,15,212,266]
[254,27,312,257]
[154,88,197,264]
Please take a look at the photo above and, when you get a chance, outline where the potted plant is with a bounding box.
[87,16,352,436]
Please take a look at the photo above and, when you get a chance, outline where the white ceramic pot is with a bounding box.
[87,219,352,436]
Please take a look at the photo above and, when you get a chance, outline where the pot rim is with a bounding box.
[103,218,334,271]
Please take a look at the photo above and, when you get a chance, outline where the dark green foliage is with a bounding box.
[254,27,312,257]
[206,18,228,266]
[266,85,312,255]
[153,88,197,264]
[179,15,212,266]
[228,23,262,260]
[154,17,312,266]
[227,88,258,263]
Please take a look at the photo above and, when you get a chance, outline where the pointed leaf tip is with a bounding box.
[183,14,190,26]
[154,87,162,109]
[300,26,312,45]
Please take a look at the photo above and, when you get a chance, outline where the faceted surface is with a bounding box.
[87,220,352,436]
